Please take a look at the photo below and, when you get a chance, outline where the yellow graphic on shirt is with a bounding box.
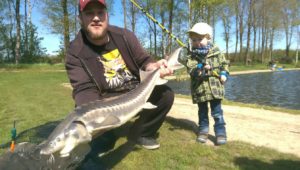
[100,49,134,89]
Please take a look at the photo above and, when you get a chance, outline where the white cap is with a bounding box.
[188,22,213,38]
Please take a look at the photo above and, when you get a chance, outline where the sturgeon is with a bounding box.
[40,48,183,157]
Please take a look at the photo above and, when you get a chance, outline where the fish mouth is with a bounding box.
[39,144,59,155]
[40,148,52,155]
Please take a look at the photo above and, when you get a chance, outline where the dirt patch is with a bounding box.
[169,97,300,157]
[61,83,72,89]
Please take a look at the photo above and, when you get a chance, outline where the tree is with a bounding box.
[219,0,234,59]
[122,0,127,29]
[280,0,298,58]
[20,25,47,63]
[251,0,258,62]
[238,0,246,62]
[15,0,21,64]
[233,0,239,62]
[244,0,253,65]
[61,0,70,60]
[42,0,78,61]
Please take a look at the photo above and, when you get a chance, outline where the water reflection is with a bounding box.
[167,70,300,110]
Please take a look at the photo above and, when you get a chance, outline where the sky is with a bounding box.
[32,2,298,56]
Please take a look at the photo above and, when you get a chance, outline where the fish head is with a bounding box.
[40,133,66,155]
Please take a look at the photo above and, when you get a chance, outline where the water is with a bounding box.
[167,70,300,110]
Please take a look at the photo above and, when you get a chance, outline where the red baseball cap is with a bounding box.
[79,0,106,12]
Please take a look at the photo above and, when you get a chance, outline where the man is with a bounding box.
[0,1,174,169]
[66,0,174,156]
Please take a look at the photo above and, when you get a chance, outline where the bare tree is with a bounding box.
[122,0,127,29]
[280,0,298,58]
[159,1,166,55]
[233,0,239,62]
[219,0,234,59]
[166,0,174,53]
[244,0,253,65]
[15,0,20,64]
[61,0,70,60]
[251,0,258,62]
[238,0,246,62]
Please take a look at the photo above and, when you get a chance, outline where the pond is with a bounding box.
[167,70,300,110]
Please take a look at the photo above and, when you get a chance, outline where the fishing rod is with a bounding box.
[130,0,187,49]
[10,120,17,152]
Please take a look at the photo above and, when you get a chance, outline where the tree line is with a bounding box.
[0,0,299,65]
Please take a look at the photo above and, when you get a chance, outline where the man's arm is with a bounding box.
[65,53,100,106]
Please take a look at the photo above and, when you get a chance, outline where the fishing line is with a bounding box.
[130,0,187,49]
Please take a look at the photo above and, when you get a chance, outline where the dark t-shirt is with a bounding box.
[86,35,139,92]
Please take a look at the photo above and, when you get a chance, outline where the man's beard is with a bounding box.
[83,25,106,41]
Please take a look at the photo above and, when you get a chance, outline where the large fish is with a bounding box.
[40,48,183,157]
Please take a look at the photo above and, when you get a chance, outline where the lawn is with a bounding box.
[0,65,299,169]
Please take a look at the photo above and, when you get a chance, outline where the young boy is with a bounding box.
[181,22,229,145]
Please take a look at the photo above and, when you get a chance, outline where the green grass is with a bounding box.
[0,63,65,71]
[101,122,300,170]
[0,65,300,169]
[0,69,73,150]
[229,63,299,72]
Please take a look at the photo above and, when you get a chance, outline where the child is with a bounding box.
[182,22,229,145]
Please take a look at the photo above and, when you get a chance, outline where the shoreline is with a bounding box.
[230,68,300,75]
[165,68,300,80]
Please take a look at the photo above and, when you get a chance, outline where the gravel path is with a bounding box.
[169,97,300,157]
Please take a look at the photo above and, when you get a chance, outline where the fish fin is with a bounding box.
[156,78,168,85]
[89,115,121,130]
[60,142,76,157]
[143,102,157,109]
[139,69,150,82]
[101,115,121,126]
[165,47,184,70]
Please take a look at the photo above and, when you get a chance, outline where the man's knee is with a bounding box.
[154,85,174,107]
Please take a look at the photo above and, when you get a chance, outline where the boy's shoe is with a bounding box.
[136,136,160,150]
[196,133,208,143]
[216,136,227,145]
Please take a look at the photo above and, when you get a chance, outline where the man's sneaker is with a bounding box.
[216,136,227,145]
[196,133,208,143]
[136,137,160,150]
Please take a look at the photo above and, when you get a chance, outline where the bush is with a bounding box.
[278,57,293,64]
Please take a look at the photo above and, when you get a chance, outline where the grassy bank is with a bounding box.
[0,66,299,169]
[0,63,65,71]
[229,63,300,72]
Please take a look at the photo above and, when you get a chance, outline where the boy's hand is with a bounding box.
[220,71,228,84]
[203,64,211,70]
[220,75,227,84]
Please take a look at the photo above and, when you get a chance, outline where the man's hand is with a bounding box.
[145,59,173,78]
